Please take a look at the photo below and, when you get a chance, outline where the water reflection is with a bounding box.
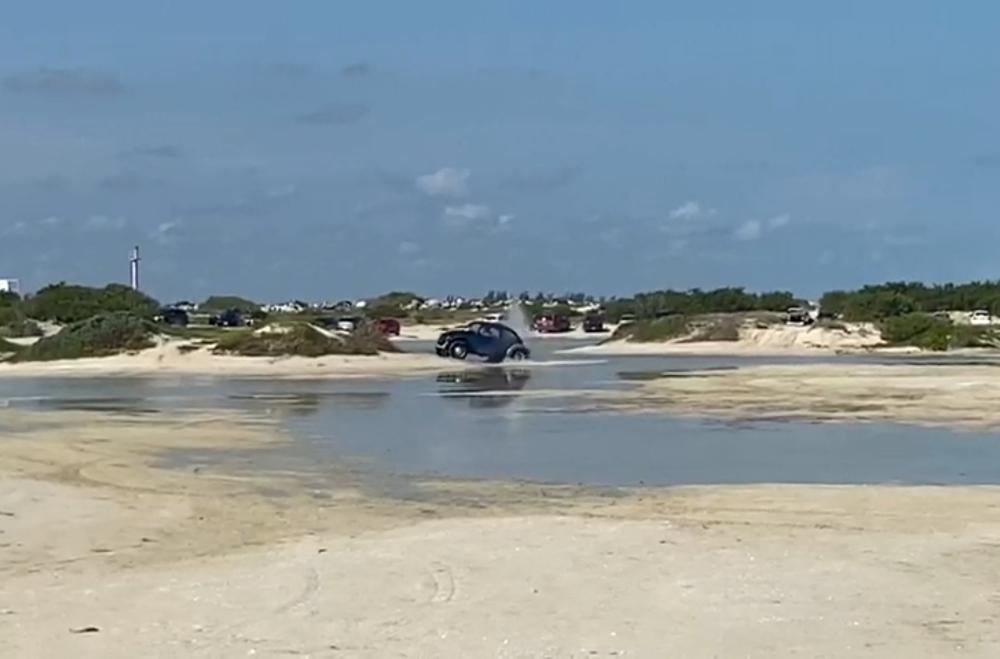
[25,397,161,415]
[227,391,391,417]
[436,368,531,408]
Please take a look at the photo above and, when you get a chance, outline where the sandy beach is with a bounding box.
[2,405,1000,657]
[599,361,1000,429]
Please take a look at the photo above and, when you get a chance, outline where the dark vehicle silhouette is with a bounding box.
[436,368,531,408]
[435,322,530,363]
[373,318,401,336]
[582,313,606,333]
[532,313,571,333]
[156,307,189,327]
[208,309,244,327]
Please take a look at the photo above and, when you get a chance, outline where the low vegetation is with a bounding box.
[685,316,742,342]
[879,313,1000,351]
[0,318,43,338]
[610,315,691,342]
[212,323,397,357]
[0,337,22,357]
[13,312,158,362]
[21,283,160,324]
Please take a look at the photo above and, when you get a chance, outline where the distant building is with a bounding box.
[0,278,20,294]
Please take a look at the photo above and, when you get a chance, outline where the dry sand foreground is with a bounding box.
[2,409,1000,657]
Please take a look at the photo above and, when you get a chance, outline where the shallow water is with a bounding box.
[3,345,1000,487]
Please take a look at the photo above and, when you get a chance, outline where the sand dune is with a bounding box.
[568,323,889,356]
[0,341,448,379]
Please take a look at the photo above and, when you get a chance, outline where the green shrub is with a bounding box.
[685,317,742,342]
[0,319,43,338]
[0,337,22,357]
[880,314,952,351]
[610,315,690,342]
[14,313,157,361]
[213,323,397,357]
[0,291,19,307]
[950,325,1000,349]
[23,283,160,323]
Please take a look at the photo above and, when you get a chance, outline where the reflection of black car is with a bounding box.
[209,309,244,327]
[582,314,606,332]
[435,322,530,363]
[436,368,531,408]
[156,307,189,327]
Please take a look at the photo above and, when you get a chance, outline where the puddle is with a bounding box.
[4,351,1000,488]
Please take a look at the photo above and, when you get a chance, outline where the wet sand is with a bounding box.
[3,407,1000,656]
[601,362,1000,429]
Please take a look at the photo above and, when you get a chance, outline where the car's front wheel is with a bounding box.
[450,342,469,360]
[507,347,529,361]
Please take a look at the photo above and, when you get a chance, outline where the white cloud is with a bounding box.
[397,241,421,255]
[416,167,469,197]
[734,213,791,241]
[766,213,791,229]
[1,221,28,237]
[40,216,62,227]
[733,219,762,241]
[498,213,515,226]
[150,220,181,244]
[444,203,493,224]
[669,201,716,221]
[84,215,127,231]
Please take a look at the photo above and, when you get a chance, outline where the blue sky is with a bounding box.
[1,1,998,302]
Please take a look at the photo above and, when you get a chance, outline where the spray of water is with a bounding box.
[504,300,532,340]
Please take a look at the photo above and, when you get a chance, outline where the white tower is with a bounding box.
[129,245,140,291]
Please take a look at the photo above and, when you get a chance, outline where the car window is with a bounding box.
[479,325,500,339]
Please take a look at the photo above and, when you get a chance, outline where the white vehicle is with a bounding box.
[970,309,992,326]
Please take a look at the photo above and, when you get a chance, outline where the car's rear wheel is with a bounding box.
[450,342,469,360]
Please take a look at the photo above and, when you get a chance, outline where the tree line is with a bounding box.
[819,281,1000,321]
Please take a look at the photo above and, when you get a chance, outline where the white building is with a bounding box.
[0,278,20,294]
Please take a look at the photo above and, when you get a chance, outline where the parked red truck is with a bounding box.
[531,313,571,333]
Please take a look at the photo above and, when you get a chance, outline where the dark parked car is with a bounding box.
[373,318,401,336]
[435,322,530,363]
[156,307,189,327]
[582,313,606,333]
[532,313,571,333]
[208,309,244,328]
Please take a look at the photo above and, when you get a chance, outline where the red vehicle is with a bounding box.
[373,318,401,336]
[531,313,571,333]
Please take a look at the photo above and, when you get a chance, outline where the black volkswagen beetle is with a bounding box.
[435,322,530,363]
